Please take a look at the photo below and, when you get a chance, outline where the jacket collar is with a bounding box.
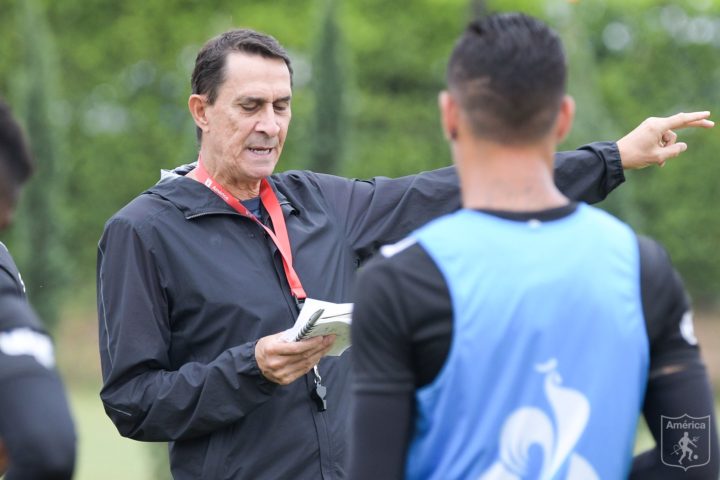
[148,163,298,219]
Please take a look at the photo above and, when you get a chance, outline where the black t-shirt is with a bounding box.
[0,244,76,479]
[349,205,719,480]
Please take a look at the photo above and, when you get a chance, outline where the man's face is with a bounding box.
[0,185,18,231]
[202,52,292,184]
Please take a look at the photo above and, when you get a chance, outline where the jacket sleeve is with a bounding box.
[97,217,276,442]
[0,300,76,480]
[313,141,623,253]
[554,141,624,203]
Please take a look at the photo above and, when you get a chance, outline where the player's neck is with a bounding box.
[455,140,568,212]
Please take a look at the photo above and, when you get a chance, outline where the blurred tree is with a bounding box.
[309,0,346,174]
[1,0,717,314]
[552,0,720,304]
[9,0,67,331]
[469,0,489,19]
[556,4,645,231]
[341,0,465,179]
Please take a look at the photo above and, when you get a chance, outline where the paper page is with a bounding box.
[283,298,353,356]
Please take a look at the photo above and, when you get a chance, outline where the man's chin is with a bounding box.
[247,161,279,179]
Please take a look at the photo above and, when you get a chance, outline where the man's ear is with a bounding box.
[439,91,459,141]
[554,95,576,144]
[188,94,210,133]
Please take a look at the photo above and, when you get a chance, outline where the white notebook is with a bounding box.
[283,298,354,356]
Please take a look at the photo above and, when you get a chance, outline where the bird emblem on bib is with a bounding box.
[478,359,599,480]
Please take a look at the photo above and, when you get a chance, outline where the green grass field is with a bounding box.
[68,386,156,480]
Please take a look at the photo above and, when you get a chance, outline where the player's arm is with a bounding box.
[348,252,416,480]
[349,241,453,480]
[0,299,76,480]
[630,236,719,479]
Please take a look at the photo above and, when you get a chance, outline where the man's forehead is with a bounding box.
[224,52,290,80]
[222,52,292,98]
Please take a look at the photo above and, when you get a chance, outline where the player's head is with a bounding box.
[190,28,293,141]
[440,12,574,146]
[0,99,34,230]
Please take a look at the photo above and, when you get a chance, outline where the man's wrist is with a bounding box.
[233,341,278,392]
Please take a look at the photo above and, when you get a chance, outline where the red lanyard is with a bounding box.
[193,159,307,302]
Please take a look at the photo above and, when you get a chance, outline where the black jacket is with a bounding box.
[97,143,622,479]
[0,244,76,480]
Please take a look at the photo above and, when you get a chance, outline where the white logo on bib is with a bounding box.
[478,359,598,480]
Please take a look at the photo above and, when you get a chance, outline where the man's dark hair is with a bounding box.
[447,13,567,144]
[192,28,293,103]
[0,99,34,204]
[191,29,293,141]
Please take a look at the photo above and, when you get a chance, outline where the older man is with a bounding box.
[98,28,711,479]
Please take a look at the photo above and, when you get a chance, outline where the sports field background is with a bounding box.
[1,0,719,477]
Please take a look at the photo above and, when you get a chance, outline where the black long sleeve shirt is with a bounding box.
[350,205,719,480]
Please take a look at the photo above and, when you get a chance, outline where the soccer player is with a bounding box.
[349,13,718,480]
[0,99,76,479]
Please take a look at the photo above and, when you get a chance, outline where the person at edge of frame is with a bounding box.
[0,98,76,480]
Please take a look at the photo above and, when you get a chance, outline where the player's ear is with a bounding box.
[189,94,210,134]
[554,95,575,144]
[439,91,459,141]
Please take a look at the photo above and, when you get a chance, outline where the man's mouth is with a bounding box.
[247,147,274,155]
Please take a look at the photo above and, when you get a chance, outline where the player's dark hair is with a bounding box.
[191,29,293,141]
[0,99,34,202]
[447,13,566,144]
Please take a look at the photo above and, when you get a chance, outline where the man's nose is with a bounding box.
[255,105,281,137]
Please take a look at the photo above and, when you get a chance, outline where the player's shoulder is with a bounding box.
[578,203,637,237]
[636,234,672,265]
[0,243,27,297]
[379,236,419,259]
[0,241,17,271]
[361,236,442,290]
[374,236,433,273]
[636,233,679,288]
[0,294,43,332]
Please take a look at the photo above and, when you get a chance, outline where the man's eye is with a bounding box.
[240,103,259,111]
[274,103,290,112]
